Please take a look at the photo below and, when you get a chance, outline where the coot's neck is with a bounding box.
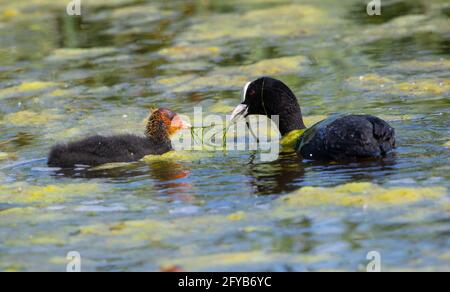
[261,77,306,136]
[278,112,306,136]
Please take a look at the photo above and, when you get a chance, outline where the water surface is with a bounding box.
[0,0,449,271]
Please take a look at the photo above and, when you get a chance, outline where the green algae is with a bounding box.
[158,251,331,271]
[45,48,118,63]
[209,103,235,114]
[179,4,333,42]
[344,14,450,45]
[158,45,221,61]
[142,151,215,163]
[0,152,14,161]
[387,59,450,73]
[1,110,63,126]
[346,73,450,96]
[0,81,60,99]
[393,79,450,96]
[0,183,101,205]
[158,55,310,93]
[278,183,448,209]
[280,129,305,152]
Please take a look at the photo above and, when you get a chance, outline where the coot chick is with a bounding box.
[48,108,190,168]
[230,77,396,161]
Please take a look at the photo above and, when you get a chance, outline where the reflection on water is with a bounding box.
[0,0,449,271]
[247,153,306,195]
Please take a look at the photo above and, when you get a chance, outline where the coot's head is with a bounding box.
[146,108,191,139]
[230,77,306,136]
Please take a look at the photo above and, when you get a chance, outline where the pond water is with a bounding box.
[0,0,449,271]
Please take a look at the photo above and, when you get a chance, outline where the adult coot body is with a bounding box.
[230,77,396,161]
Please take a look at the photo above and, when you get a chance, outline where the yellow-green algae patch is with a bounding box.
[156,74,197,87]
[142,150,214,163]
[0,152,15,161]
[444,141,450,148]
[278,183,447,208]
[159,45,221,61]
[167,55,309,93]
[0,183,101,204]
[3,264,24,273]
[0,207,73,228]
[345,74,396,91]
[238,56,310,76]
[227,211,246,221]
[106,3,166,19]
[79,219,185,243]
[346,74,450,96]
[1,8,21,20]
[77,212,263,247]
[388,59,450,72]
[170,75,248,93]
[45,48,117,62]
[280,130,305,152]
[0,81,60,99]
[378,114,414,122]
[209,103,235,114]
[179,4,332,42]
[90,162,134,171]
[158,251,331,271]
[393,79,450,95]
[0,0,138,13]
[1,110,63,126]
[344,15,450,45]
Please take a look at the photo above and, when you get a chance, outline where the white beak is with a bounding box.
[229,104,248,124]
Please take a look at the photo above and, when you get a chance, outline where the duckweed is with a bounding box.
[393,79,450,95]
[2,110,62,126]
[179,4,333,42]
[0,152,13,161]
[227,211,246,221]
[279,183,447,208]
[0,183,101,204]
[159,45,221,61]
[280,130,305,152]
[46,48,117,62]
[158,251,331,271]
[165,55,309,93]
[0,81,59,99]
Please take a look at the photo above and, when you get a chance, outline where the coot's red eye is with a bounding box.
[250,90,256,96]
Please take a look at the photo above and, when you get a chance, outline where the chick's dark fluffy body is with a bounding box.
[47,109,177,168]
[48,134,172,168]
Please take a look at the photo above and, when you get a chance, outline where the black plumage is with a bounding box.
[48,134,172,168]
[231,77,396,161]
[298,115,396,161]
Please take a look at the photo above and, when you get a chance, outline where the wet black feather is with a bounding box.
[297,115,396,161]
[48,134,172,168]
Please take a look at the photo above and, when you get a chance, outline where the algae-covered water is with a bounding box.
[0,0,449,272]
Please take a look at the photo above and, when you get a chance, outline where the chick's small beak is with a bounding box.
[230,103,248,124]
[171,114,191,131]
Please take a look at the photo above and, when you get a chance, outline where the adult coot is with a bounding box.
[230,77,396,161]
